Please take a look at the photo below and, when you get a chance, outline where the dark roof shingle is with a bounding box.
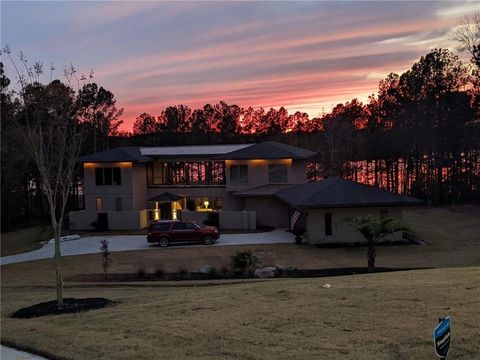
[276,177,423,208]
[216,141,316,160]
[78,147,151,163]
[233,184,294,197]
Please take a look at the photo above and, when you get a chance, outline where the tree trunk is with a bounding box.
[367,241,376,272]
[53,222,64,308]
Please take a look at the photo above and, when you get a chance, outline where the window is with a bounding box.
[150,222,170,231]
[230,165,248,184]
[325,213,332,236]
[269,164,288,183]
[115,197,123,211]
[95,168,121,186]
[173,222,187,230]
[95,168,103,185]
[147,161,225,186]
[96,197,102,211]
[184,222,198,230]
[113,168,121,185]
[195,196,222,211]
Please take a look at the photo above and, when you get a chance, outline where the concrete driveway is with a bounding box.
[1,230,295,265]
[1,345,48,360]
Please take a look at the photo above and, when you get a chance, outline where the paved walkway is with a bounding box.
[0,345,49,360]
[1,230,294,265]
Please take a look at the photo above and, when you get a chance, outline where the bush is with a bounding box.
[207,266,218,279]
[154,267,164,279]
[175,266,191,280]
[137,267,147,278]
[230,250,258,275]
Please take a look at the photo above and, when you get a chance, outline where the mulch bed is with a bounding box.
[66,267,425,283]
[11,298,118,319]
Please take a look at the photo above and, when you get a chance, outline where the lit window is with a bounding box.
[195,197,222,211]
[230,165,248,184]
[269,164,287,183]
[96,198,102,211]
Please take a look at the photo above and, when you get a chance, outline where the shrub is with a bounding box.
[207,266,218,279]
[175,266,190,280]
[137,267,147,278]
[99,239,111,280]
[154,267,164,279]
[230,250,258,275]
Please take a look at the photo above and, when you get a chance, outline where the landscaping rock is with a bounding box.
[255,266,277,278]
[198,265,214,274]
[47,234,81,244]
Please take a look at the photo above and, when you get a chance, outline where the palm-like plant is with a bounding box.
[345,215,411,272]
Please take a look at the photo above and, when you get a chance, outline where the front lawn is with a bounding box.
[1,267,479,359]
[0,226,51,257]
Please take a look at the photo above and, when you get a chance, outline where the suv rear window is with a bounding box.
[150,222,170,231]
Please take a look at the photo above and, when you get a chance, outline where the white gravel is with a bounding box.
[1,230,294,265]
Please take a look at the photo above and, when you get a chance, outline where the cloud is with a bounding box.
[1,1,467,131]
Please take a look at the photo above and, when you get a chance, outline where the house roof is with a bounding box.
[275,177,423,208]
[78,142,315,163]
[140,144,252,157]
[216,141,316,160]
[78,147,152,163]
[233,184,293,197]
[148,192,185,202]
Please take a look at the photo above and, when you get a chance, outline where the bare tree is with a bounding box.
[3,47,84,308]
[452,12,480,67]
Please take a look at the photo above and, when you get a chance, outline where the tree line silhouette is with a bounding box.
[2,45,479,231]
[121,48,479,206]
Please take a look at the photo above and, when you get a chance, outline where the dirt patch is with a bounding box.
[66,267,425,283]
[11,298,118,319]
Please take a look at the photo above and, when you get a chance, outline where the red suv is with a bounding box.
[147,220,220,247]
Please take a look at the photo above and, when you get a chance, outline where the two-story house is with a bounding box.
[70,141,316,230]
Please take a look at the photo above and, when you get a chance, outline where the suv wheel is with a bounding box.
[203,234,214,245]
[159,237,169,247]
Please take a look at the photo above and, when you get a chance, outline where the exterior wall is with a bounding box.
[83,162,137,212]
[131,163,148,210]
[244,197,289,228]
[305,207,404,244]
[69,210,148,230]
[181,210,256,230]
[225,159,307,192]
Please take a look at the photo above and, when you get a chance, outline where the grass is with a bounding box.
[1,267,479,359]
[1,206,479,358]
[0,225,52,257]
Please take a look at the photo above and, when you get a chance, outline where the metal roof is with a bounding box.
[140,144,252,157]
[276,177,423,208]
[78,142,315,163]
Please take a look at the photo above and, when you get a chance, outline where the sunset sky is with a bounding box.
[2,1,479,130]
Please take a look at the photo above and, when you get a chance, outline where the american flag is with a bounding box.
[290,209,301,230]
